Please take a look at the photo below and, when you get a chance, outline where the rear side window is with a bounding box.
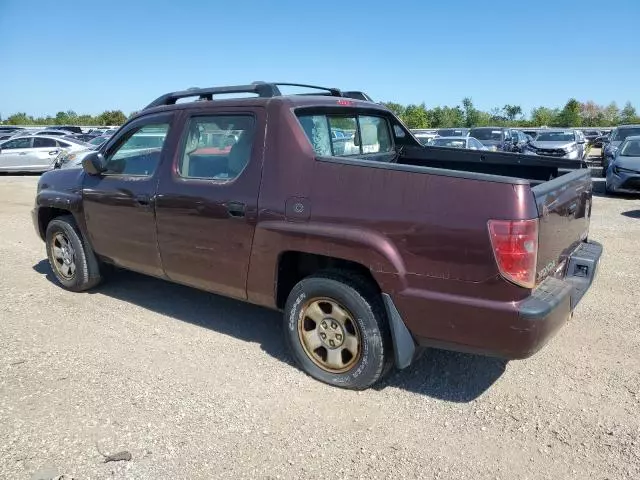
[178,115,254,181]
[1,137,32,149]
[298,113,393,157]
[33,137,57,148]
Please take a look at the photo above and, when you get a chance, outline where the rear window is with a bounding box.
[432,138,466,148]
[535,131,575,142]
[469,129,503,141]
[297,113,393,157]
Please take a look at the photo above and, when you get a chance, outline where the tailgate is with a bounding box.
[531,169,593,284]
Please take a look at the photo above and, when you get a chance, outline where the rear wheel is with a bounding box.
[45,215,102,291]
[283,273,391,390]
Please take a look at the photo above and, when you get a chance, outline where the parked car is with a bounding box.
[429,136,487,150]
[436,128,469,137]
[410,129,438,145]
[521,129,539,139]
[524,129,587,161]
[32,82,601,390]
[69,133,100,142]
[605,136,640,194]
[581,129,602,146]
[0,135,89,172]
[468,127,520,152]
[601,125,640,175]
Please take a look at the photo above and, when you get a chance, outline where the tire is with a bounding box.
[283,272,391,390]
[45,215,102,292]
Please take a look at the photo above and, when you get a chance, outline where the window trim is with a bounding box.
[100,114,173,178]
[174,112,256,184]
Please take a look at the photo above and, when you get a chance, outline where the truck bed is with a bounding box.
[399,145,587,183]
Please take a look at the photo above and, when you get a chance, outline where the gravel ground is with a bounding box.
[0,167,639,480]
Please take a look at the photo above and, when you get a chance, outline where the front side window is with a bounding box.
[178,115,254,181]
[298,113,393,158]
[1,137,32,149]
[103,123,170,176]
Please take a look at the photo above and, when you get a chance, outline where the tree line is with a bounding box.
[1,98,638,129]
[0,110,130,126]
[382,98,638,129]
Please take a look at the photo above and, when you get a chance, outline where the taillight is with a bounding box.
[488,218,539,288]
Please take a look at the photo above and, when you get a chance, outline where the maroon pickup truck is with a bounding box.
[32,82,602,390]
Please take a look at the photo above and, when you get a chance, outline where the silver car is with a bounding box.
[605,135,640,195]
[524,129,586,160]
[0,135,89,173]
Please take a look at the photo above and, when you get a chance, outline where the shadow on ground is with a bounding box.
[33,260,505,402]
[621,209,640,219]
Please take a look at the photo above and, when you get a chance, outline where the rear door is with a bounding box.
[532,169,593,283]
[31,137,62,169]
[155,107,265,300]
[82,113,176,277]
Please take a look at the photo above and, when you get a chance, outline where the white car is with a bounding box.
[0,135,90,173]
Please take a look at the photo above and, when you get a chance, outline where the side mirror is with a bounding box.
[82,151,106,175]
[577,139,586,144]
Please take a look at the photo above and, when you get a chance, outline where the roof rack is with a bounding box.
[144,82,345,110]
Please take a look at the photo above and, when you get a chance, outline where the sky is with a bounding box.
[0,0,639,118]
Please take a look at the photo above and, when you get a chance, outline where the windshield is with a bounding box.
[469,129,503,141]
[535,131,575,142]
[620,139,640,156]
[612,127,640,141]
[89,136,109,145]
[432,138,466,148]
[437,128,467,137]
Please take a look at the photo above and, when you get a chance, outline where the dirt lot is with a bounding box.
[1,169,639,480]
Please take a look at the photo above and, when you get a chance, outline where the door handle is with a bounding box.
[224,201,246,218]
[48,150,60,155]
[134,194,151,207]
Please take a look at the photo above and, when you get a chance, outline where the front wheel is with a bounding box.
[45,215,102,291]
[283,273,391,390]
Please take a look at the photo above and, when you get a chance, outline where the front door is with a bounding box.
[82,113,176,277]
[155,109,264,300]
[0,137,33,170]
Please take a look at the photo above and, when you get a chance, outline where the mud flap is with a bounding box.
[382,293,416,369]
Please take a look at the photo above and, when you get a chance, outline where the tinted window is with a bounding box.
[469,129,503,141]
[298,113,393,157]
[104,123,170,176]
[612,127,640,141]
[1,137,32,149]
[33,137,58,148]
[178,115,254,181]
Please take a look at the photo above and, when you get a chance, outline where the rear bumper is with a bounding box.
[390,240,603,361]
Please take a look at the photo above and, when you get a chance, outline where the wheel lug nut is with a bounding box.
[320,332,326,339]
[321,321,327,328]
[331,321,337,329]
[329,340,335,347]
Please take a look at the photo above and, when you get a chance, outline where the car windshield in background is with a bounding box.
[613,128,640,141]
[437,129,467,136]
[620,139,640,156]
[62,136,92,147]
[89,136,109,145]
[433,139,466,148]
[469,129,503,141]
[535,131,575,142]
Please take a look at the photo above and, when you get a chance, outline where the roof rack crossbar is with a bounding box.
[144,82,346,110]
